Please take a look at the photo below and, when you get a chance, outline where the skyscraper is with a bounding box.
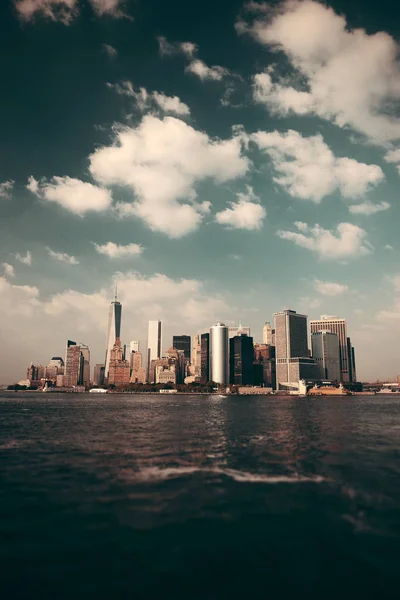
[311,331,340,381]
[80,344,90,387]
[192,334,201,377]
[274,309,317,389]
[347,337,357,382]
[147,320,162,382]
[201,333,210,383]
[229,334,254,385]
[310,316,350,382]
[64,342,83,388]
[172,335,191,360]
[104,291,122,379]
[93,364,105,386]
[210,323,229,385]
[130,340,139,354]
[262,322,273,345]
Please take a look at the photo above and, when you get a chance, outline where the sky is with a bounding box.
[1,0,400,383]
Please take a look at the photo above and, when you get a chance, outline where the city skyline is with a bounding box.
[1,0,400,383]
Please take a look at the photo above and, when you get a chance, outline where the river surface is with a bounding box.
[1,393,399,599]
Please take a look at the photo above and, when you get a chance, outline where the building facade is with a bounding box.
[262,322,273,345]
[274,309,316,389]
[200,333,210,383]
[93,364,105,386]
[229,334,254,385]
[104,295,122,379]
[310,316,350,382]
[64,343,84,388]
[147,320,162,382]
[108,338,130,386]
[172,335,191,361]
[130,351,146,384]
[191,334,201,377]
[210,323,229,385]
[228,325,251,339]
[311,331,340,381]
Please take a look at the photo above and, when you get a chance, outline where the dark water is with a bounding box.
[1,393,400,599]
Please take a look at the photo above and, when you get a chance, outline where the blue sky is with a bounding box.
[1,0,400,383]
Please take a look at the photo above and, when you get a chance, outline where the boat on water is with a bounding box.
[89,388,108,394]
[308,383,351,396]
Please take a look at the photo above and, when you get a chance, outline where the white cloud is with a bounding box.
[108,82,190,115]
[348,201,390,216]
[384,244,394,251]
[0,180,15,199]
[27,175,113,216]
[14,251,32,266]
[238,0,400,143]
[314,279,348,296]
[89,114,249,237]
[251,129,384,203]
[384,148,400,174]
[46,247,79,264]
[14,0,128,23]
[102,43,118,58]
[14,0,78,24]
[277,221,371,260]
[157,36,198,58]
[376,276,400,323]
[185,59,229,81]
[215,186,266,230]
[2,263,15,278]
[93,242,143,258]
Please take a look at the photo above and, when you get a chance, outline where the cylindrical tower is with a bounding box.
[210,323,229,385]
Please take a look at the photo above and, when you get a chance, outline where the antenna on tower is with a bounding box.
[114,280,118,302]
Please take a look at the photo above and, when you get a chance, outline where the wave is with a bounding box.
[133,465,324,485]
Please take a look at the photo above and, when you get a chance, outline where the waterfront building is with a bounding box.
[104,292,122,379]
[156,364,177,385]
[347,337,357,382]
[165,347,186,384]
[210,323,229,385]
[228,324,251,339]
[311,331,340,381]
[253,343,276,388]
[26,362,45,382]
[147,320,162,382]
[229,334,254,385]
[130,351,146,384]
[172,335,191,361]
[80,344,90,387]
[201,333,210,383]
[45,357,64,380]
[262,322,273,345]
[274,309,318,389]
[108,338,130,386]
[310,316,351,382]
[93,364,105,386]
[64,343,83,388]
[191,334,201,377]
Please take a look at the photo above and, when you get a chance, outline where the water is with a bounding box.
[1,393,400,599]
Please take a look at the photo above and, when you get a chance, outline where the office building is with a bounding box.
[347,337,357,382]
[147,320,162,382]
[64,342,84,388]
[210,323,229,385]
[262,322,274,345]
[253,343,276,388]
[201,333,210,383]
[310,316,350,382]
[311,331,340,381]
[130,351,146,384]
[191,335,201,377]
[229,334,254,385]
[104,292,122,379]
[80,344,90,387]
[228,324,251,339]
[274,309,318,389]
[130,340,139,353]
[108,338,130,386]
[173,335,191,360]
[93,364,105,386]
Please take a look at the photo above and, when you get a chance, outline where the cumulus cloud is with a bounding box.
[251,129,384,203]
[27,175,113,215]
[102,43,118,58]
[348,201,390,216]
[46,247,79,264]
[376,276,400,323]
[238,0,400,143]
[14,251,32,266]
[107,82,190,115]
[185,59,229,81]
[88,114,249,237]
[157,36,198,58]
[14,0,128,23]
[314,279,348,296]
[215,186,266,230]
[0,180,15,199]
[277,221,371,260]
[93,242,143,258]
[384,148,400,174]
[2,263,15,278]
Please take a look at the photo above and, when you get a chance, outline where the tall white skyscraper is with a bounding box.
[147,320,162,382]
[310,316,349,382]
[104,293,122,379]
[210,323,229,385]
[130,340,139,354]
[262,322,273,345]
